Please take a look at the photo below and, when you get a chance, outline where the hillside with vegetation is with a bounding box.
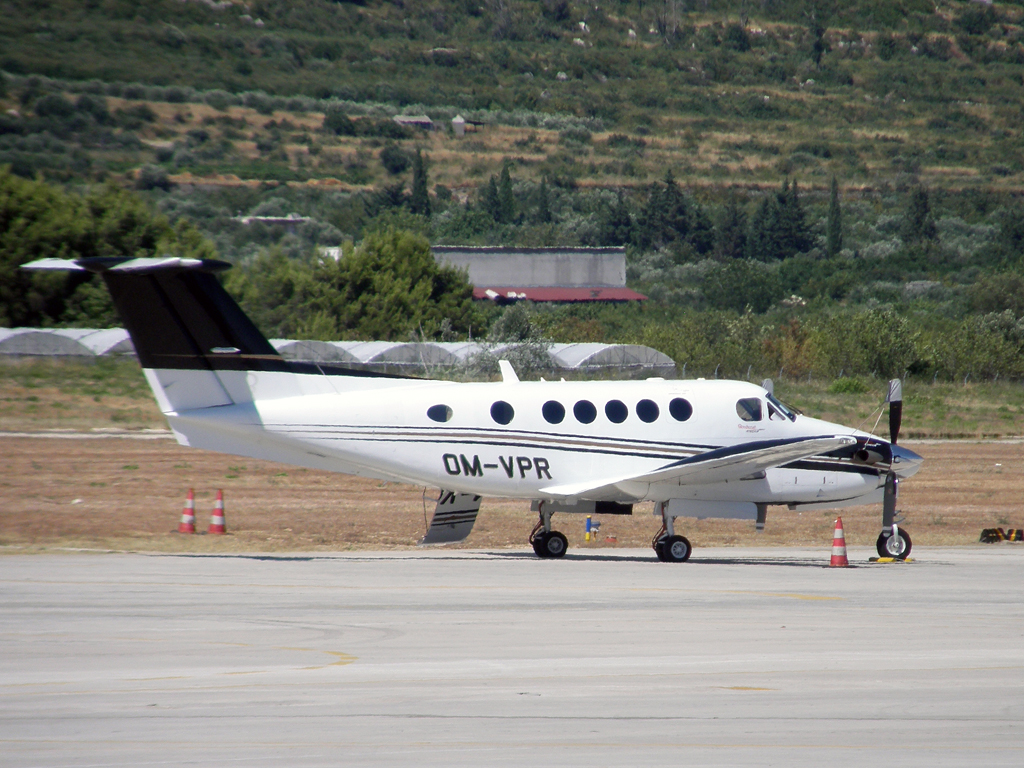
[2,1,1024,390]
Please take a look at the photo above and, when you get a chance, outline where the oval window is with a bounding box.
[636,399,659,423]
[736,397,762,422]
[490,400,514,425]
[669,397,693,422]
[427,404,452,423]
[542,400,565,424]
[573,400,597,424]
[605,399,628,424]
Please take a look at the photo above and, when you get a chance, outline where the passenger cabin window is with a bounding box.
[605,399,628,424]
[427,404,453,423]
[636,399,659,423]
[542,400,565,424]
[736,397,762,422]
[574,400,597,424]
[491,400,514,425]
[669,397,693,422]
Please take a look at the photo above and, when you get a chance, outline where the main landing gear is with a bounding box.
[652,502,692,563]
[529,504,568,559]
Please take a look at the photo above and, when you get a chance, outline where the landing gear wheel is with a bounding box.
[661,535,692,563]
[533,531,568,558]
[876,529,912,559]
[653,538,667,562]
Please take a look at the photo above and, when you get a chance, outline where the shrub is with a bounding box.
[323,107,356,135]
[380,142,410,174]
[828,377,870,394]
[75,94,110,124]
[34,94,75,119]
[204,90,236,111]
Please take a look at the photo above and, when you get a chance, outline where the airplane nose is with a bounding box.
[891,444,924,478]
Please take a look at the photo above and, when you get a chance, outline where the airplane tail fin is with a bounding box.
[22,257,403,412]
[24,257,280,369]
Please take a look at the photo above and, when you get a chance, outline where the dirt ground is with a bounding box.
[1,433,1021,554]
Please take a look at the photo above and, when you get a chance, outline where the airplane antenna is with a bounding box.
[498,360,520,383]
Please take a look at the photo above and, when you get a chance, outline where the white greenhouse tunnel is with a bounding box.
[1,328,676,376]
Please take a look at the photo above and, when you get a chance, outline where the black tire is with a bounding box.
[531,535,546,557]
[543,531,568,558]
[876,529,912,559]
[662,535,692,563]
[653,538,667,561]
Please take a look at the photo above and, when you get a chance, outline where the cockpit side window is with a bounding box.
[736,397,762,422]
[765,392,797,421]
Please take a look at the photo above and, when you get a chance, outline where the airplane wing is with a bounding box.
[540,435,857,498]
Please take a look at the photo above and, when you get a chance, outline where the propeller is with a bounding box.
[887,378,902,446]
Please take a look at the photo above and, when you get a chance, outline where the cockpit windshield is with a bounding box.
[766,392,798,422]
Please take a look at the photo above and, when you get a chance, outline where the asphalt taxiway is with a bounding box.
[2,547,1022,767]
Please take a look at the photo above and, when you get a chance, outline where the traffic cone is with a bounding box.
[178,488,196,534]
[208,489,226,535]
[830,516,849,567]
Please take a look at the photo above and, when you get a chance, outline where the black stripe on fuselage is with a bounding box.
[253,426,883,475]
[268,423,719,454]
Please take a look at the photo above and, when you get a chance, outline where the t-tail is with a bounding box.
[21,257,405,417]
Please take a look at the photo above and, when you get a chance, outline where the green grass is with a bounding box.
[0,357,151,400]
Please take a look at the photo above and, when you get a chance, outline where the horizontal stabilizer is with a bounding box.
[541,435,857,499]
[419,491,482,545]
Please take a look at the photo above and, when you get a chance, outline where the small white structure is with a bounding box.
[452,114,466,137]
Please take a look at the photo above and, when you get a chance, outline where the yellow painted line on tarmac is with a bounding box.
[302,651,359,670]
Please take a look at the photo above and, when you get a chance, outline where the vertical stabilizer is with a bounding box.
[23,257,281,411]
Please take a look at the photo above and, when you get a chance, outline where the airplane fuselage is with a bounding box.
[160,370,919,511]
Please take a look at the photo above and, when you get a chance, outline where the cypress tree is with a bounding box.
[826,176,842,257]
[598,192,634,246]
[482,175,501,222]
[536,177,552,223]
[715,193,748,260]
[409,150,431,217]
[902,186,937,243]
[497,161,516,224]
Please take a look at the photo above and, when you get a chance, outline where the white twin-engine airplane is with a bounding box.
[26,256,923,562]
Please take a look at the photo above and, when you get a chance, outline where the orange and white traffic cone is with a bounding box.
[208,489,226,535]
[830,516,849,567]
[178,488,196,534]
